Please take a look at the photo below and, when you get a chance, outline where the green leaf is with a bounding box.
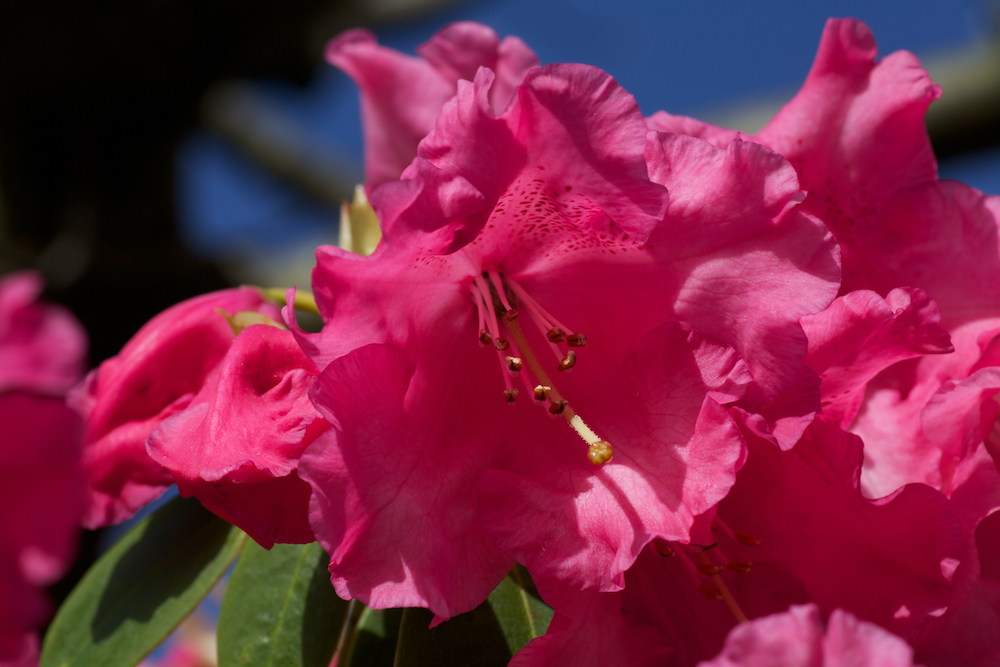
[41,495,247,667]
[393,566,553,667]
[217,540,349,667]
[486,564,554,655]
[338,606,403,667]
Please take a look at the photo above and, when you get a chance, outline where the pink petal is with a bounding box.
[147,324,324,548]
[753,19,940,282]
[326,28,455,190]
[73,287,280,528]
[300,342,515,619]
[699,604,916,667]
[720,421,963,640]
[0,392,83,658]
[646,111,738,149]
[0,271,86,395]
[802,288,952,427]
[646,133,840,445]
[413,63,668,249]
[327,22,537,190]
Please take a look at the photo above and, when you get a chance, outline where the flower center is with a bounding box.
[470,270,613,465]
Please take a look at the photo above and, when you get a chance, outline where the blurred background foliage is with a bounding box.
[3,0,1000,658]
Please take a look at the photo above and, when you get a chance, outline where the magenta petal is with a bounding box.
[698,604,823,667]
[0,392,83,659]
[700,604,916,667]
[147,324,323,548]
[73,287,280,528]
[823,609,916,667]
[754,19,940,268]
[326,28,456,190]
[328,22,538,189]
[414,63,668,249]
[803,288,953,427]
[300,342,514,619]
[0,271,86,395]
[646,111,737,150]
[645,132,840,447]
[416,21,539,114]
[479,322,747,591]
[721,421,963,640]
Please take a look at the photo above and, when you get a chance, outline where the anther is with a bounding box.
[479,329,494,346]
[587,441,613,465]
[696,563,724,577]
[546,327,566,343]
[733,530,762,546]
[698,584,724,601]
[504,308,519,321]
[504,389,519,403]
[557,351,577,372]
[549,399,568,415]
[567,333,588,347]
[505,356,523,373]
[494,337,510,351]
[534,385,551,401]
[653,540,675,558]
[726,560,753,574]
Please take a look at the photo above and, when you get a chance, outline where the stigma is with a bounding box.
[470,270,612,466]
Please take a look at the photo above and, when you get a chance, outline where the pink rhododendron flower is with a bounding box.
[511,419,961,665]
[650,17,1000,661]
[0,271,86,395]
[326,21,538,189]
[72,287,281,528]
[0,392,84,665]
[0,272,86,666]
[147,322,327,548]
[294,53,839,620]
[699,604,916,667]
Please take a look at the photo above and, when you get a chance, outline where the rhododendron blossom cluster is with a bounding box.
[32,16,1000,667]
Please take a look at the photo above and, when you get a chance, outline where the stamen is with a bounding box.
[472,290,494,348]
[504,314,614,465]
[549,400,568,415]
[487,270,516,314]
[506,356,523,373]
[558,351,577,372]
[696,562,724,576]
[714,517,763,547]
[494,337,510,351]
[672,546,704,588]
[474,275,503,342]
[733,530,763,547]
[546,328,566,343]
[504,389,519,403]
[506,278,573,335]
[567,333,588,347]
[697,552,748,623]
[534,385,551,401]
[652,539,676,558]
[699,584,724,601]
[726,560,753,574]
